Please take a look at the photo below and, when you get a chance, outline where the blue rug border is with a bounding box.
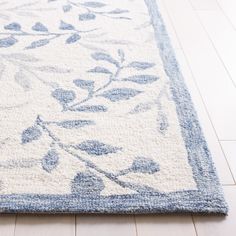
[0,0,228,214]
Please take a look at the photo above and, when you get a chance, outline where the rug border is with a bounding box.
[0,0,228,214]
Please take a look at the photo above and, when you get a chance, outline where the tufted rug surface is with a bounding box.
[0,0,227,214]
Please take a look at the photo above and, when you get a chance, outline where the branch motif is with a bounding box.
[17,48,162,195]
[0,53,71,89]
[0,21,98,49]
[64,1,131,21]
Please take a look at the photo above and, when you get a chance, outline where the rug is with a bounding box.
[0,0,228,214]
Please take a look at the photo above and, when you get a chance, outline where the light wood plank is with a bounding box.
[135,215,196,236]
[194,186,236,236]
[197,10,236,88]
[163,0,236,140]
[221,141,236,181]
[217,0,236,29]
[0,215,16,236]
[174,49,234,185]
[76,215,136,236]
[189,0,220,10]
[158,0,181,49]
[15,215,75,236]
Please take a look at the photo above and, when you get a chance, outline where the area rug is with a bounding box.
[0,0,228,214]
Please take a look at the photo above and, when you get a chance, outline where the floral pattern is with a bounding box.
[0,0,218,214]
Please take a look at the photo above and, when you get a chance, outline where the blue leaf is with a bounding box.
[59,20,74,30]
[21,126,42,144]
[42,150,59,173]
[127,61,155,70]
[107,9,129,14]
[66,33,81,44]
[4,53,39,62]
[4,22,21,31]
[74,105,107,112]
[129,103,152,114]
[79,13,96,21]
[34,66,70,73]
[131,157,160,174]
[71,172,105,196]
[75,140,121,156]
[123,75,159,84]
[62,4,72,12]
[88,66,112,74]
[91,52,119,66]
[99,88,142,102]
[52,88,76,103]
[32,22,48,32]
[158,112,169,134]
[26,39,50,49]
[115,16,131,20]
[73,79,94,90]
[82,1,106,8]
[0,37,17,48]
[56,120,94,129]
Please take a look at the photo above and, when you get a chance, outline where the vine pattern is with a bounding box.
[18,49,164,195]
[0,1,170,196]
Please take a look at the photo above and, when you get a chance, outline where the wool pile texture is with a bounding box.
[0,0,228,214]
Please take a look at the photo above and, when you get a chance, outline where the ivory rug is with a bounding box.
[0,0,227,214]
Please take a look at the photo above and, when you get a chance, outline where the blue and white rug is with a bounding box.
[0,0,228,214]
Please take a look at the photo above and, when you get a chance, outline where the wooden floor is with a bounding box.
[1,0,236,235]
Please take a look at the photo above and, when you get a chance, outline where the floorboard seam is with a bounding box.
[191,215,199,236]
[162,0,236,185]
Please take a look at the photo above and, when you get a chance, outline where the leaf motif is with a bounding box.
[0,63,5,80]
[73,79,94,90]
[21,126,42,144]
[26,39,50,49]
[107,9,129,14]
[59,20,74,30]
[2,53,39,62]
[91,52,119,66]
[123,75,159,84]
[112,16,131,20]
[96,39,132,45]
[56,120,94,129]
[66,33,81,44]
[33,66,71,73]
[88,66,112,74]
[0,159,38,168]
[79,42,106,52]
[82,1,106,8]
[52,88,76,103]
[32,22,48,32]
[42,150,59,173]
[131,157,160,174]
[14,70,31,91]
[71,172,105,196]
[75,140,121,156]
[79,13,96,21]
[158,112,169,134]
[127,61,155,70]
[99,88,142,102]
[129,102,152,114]
[4,22,21,31]
[62,4,72,12]
[0,13,9,21]
[74,105,107,112]
[118,49,125,62]
[0,37,18,48]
